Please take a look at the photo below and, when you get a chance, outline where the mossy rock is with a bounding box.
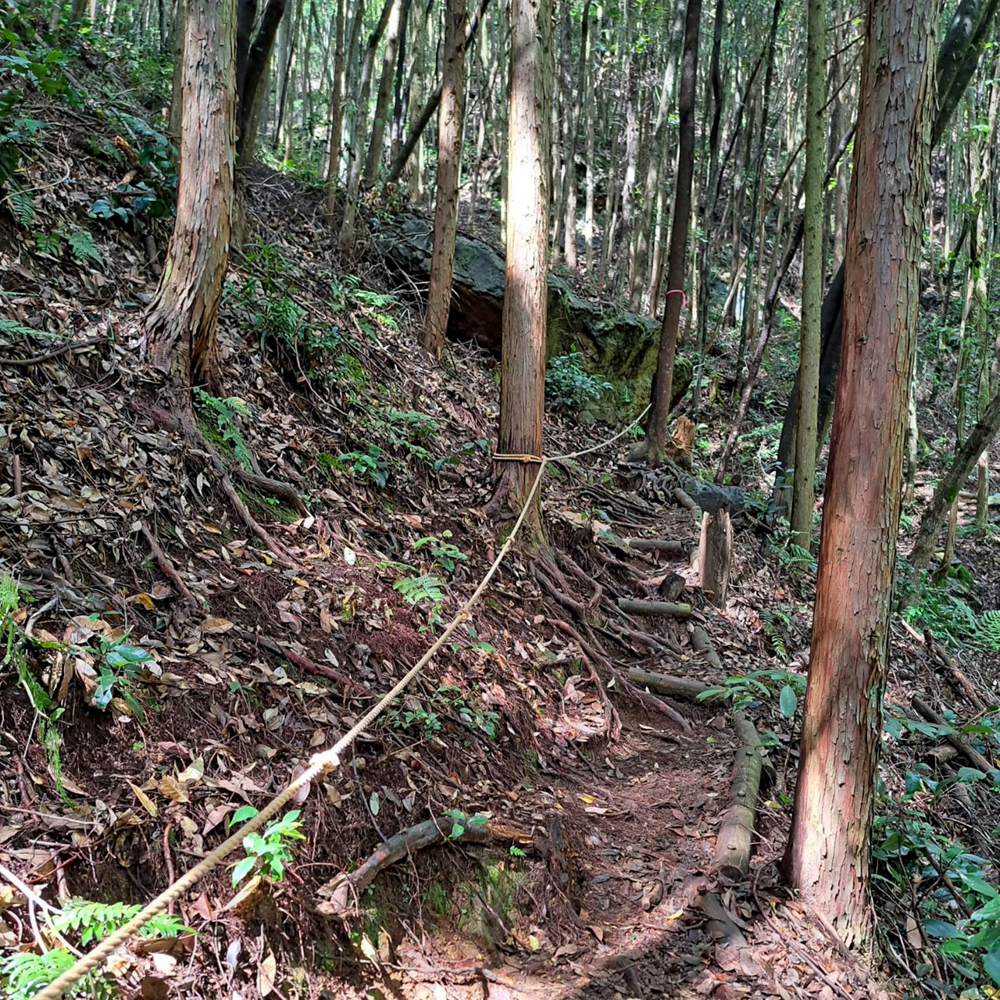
[380,215,689,422]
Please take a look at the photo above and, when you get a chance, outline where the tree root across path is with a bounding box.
[315,814,534,918]
[132,396,302,567]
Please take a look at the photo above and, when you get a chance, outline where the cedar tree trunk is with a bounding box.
[421,0,467,358]
[782,0,936,945]
[145,0,237,396]
[642,0,701,465]
[492,0,552,538]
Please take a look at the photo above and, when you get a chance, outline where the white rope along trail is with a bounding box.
[33,405,650,1000]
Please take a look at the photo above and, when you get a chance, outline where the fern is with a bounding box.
[8,184,36,226]
[394,573,446,607]
[66,226,104,268]
[1,949,76,1000]
[761,608,792,661]
[0,317,60,341]
[34,230,62,255]
[193,389,254,471]
[975,610,1000,652]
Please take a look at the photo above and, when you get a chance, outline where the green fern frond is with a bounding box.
[66,226,103,268]
[8,184,36,226]
[975,610,1000,652]
[0,317,60,341]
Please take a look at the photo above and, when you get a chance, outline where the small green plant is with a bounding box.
[393,573,446,608]
[0,898,189,1000]
[92,633,154,720]
[391,703,442,734]
[873,793,1000,988]
[194,388,253,471]
[413,530,466,574]
[228,807,306,886]
[545,348,612,410]
[698,668,805,719]
[900,567,997,650]
[336,446,392,488]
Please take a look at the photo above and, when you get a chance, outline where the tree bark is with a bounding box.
[641,0,701,465]
[339,0,396,250]
[421,0,467,359]
[363,0,404,185]
[145,0,237,396]
[491,0,552,540]
[782,0,935,945]
[383,0,491,188]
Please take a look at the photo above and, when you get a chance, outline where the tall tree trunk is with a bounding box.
[421,0,467,359]
[491,0,552,540]
[145,0,237,397]
[782,0,935,945]
[237,0,288,164]
[384,0,492,187]
[640,0,701,465]
[774,0,1000,503]
[340,0,397,250]
[789,0,826,550]
[323,0,346,218]
[363,0,405,185]
[560,0,590,270]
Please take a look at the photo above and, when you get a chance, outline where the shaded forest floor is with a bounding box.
[1,86,999,1000]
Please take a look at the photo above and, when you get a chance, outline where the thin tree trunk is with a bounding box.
[782,0,935,943]
[421,0,467,358]
[324,0,347,218]
[640,0,702,465]
[384,0,492,188]
[774,0,1000,502]
[364,0,405,185]
[237,0,288,164]
[789,0,826,550]
[340,0,397,250]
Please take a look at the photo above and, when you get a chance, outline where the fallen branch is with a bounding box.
[315,814,532,918]
[621,678,692,732]
[926,637,988,712]
[713,713,763,880]
[627,667,720,703]
[0,335,105,367]
[912,696,994,773]
[624,538,686,555]
[618,598,692,618]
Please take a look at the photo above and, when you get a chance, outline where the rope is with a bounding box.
[492,453,544,464]
[33,404,650,1000]
[665,288,688,311]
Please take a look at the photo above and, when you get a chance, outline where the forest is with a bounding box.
[0,0,999,997]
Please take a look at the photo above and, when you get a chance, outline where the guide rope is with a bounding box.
[32,405,650,1000]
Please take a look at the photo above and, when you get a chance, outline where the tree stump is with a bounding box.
[699,509,732,606]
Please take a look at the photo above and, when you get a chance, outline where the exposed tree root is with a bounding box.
[617,597,692,618]
[620,678,692,732]
[133,397,300,566]
[627,666,720,703]
[235,629,367,693]
[534,560,589,621]
[315,814,534,918]
[139,520,198,610]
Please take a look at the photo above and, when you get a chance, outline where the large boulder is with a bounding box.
[379,214,690,421]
